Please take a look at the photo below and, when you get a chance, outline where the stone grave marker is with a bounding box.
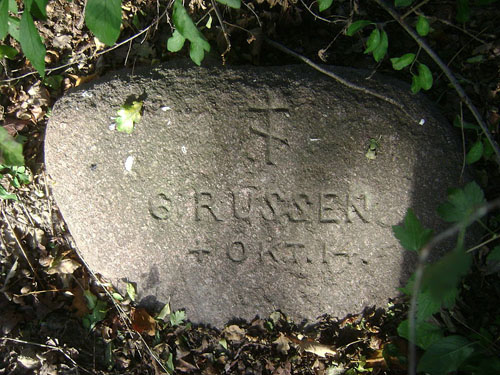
[45,64,463,327]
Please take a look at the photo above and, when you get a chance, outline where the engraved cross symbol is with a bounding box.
[189,240,211,262]
[249,100,290,165]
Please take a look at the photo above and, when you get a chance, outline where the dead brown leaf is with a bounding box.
[223,324,246,341]
[131,307,156,336]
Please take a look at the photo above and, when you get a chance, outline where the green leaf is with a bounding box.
[417,63,433,90]
[8,16,20,42]
[84,290,97,310]
[394,0,413,6]
[116,101,142,134]
[0,45,18,59]
[317,0,333,12]
[372,30,388,62]
[19,10,46,77]
[364,29,380,54]
[170,310,185,326]
[126,282,136,301]
[487,245,500,262]
[167,29,186,52]
[397,319,444,350]
[390,53,415,70]
[346,20,372,36]
[392,208,433,252]
[437,182,485,224]
[0,0,8,40]
[111,292,123,301]
[219,338,228,350]
[456,0,470,23]
[170,0,210,65]
[0,127,24,166]
[0,184,17,200]
[85,0,122,46]
[24,0,33,12]
[417,336,475,375]
[83,300,108,330]
[466,140,483,164]
[42,75,63,89]
[8,0,16,12]
[416,15,430,36]
[453,116,479,130]
[31,0,48,20]
[422,247,472,306]
[215,0,241,9]
[411,74,421,93]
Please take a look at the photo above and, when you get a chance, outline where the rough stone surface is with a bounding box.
[45,64,463,327]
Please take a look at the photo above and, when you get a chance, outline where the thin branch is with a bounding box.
[373,0,500,167]
[264,37,419,123]
[401,0,430,20]
[211,0,231,62]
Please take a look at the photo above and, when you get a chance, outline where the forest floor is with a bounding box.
[1,0,499,374]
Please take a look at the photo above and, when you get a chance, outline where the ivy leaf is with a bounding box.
[83,300,108,330]
[397,319,444,350]
[85,0,122,46]
[411,73,421,93]
[346,20,372,36]
[453,116,479,131]
[392,208,433,252]
[216,0,241,9]
[0,127,24,166]
[168,0,210,66]
[19,10,46,77]
[465,140,483,164]
[416,15,430,36]
[317,0,333,12]
[390,53,415,70]
[0,0,8,40]
[170,310,185,326]
[417,63,433,90]
[372,30,388,62]
[417,336,475,375]
[364,29,380,54]
[0,45,19,59]
[437,182,485,224]
[116,101,142,134]
[167,29,186,52]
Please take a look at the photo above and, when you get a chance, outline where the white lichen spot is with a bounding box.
[81,91,93,98]
[161,106,172,111]
[285,113,290,118]
[310,138,320,142]
[109,123,116,131]
[419,118,426,126]
[124,156,134,172]
[181,146,187,154]
[166,119,172,126]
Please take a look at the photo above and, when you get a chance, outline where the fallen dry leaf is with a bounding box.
[288,335,336,358]
[131,307,156,336]
[47,258,80,275]
[223,324,246,341]
[273,332,291,355]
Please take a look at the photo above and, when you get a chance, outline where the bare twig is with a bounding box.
[264,37,419,123]
[211,0,231,62]
[401,0,430,20]
[373,0,500,167]
[407,197,500,375]
[299,0,346,24]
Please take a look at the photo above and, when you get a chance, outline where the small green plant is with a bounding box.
[0,127,27,200]
[115,101,143,134]
[82,290,108,330]
[393,182,500,374]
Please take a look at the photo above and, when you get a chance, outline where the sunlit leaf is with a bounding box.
[85,0,122,46]
[8,15,20,41]
[19,10,46,77]
[157,302,171,321]
[0,0,8,40]
[131,308,156,335]
[170,310,186,326]
[0,184,17,200]
[167,29,185,52]
[346,20,372,36]
[0,127,24,166]
[393,208,433,252]
[126,282,136,301]
[390,53,415,70]
[116,101,142,134]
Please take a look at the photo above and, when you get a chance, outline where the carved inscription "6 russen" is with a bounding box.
[148,188,373,224]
